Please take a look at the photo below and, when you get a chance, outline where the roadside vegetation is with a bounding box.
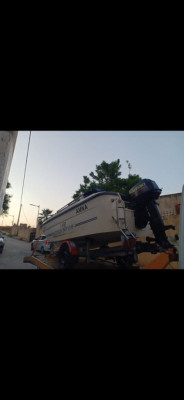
[38,209,53,224]
[2,182,12,215]
[72,159,142,199]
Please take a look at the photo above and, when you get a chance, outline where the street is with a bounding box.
[0,235,37,269]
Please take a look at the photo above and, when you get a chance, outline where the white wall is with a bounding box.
[0,131,18,213]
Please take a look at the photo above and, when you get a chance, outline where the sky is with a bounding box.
[1,131,184,227]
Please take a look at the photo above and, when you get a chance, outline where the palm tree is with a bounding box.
[38,209,53,224]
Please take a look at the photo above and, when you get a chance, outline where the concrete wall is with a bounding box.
[8,222,42,242]
[158,193,181,218]
[0,225,12,234]
[0,131,18,213]
[11,224,36,242]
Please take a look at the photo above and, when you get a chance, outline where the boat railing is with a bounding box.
[55,192,132,215]
[56,194,85,214]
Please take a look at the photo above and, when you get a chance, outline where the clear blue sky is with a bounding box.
[1,131,184,227]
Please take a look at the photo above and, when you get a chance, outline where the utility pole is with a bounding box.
[16,131,32,234]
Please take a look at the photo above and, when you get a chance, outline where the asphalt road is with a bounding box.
[0,236,37,269]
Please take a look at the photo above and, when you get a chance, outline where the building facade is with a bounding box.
[0,131,18,214]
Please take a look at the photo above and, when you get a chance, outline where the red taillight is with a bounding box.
[46,240,50,244]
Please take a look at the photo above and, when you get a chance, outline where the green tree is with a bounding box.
[72,160,142,199]
[2,182,12,215]
[89,159,122,184]
[38,209,53,224]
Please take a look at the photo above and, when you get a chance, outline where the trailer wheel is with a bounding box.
[58,244,78,269]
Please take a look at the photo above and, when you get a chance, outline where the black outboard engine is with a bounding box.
[128,179,172,249]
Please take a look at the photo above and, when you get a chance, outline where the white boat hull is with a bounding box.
[42,191,152,248]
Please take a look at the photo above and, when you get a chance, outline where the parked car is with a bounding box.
[31,235,51,254]
[30,231,36,242]
[0,233,5,254]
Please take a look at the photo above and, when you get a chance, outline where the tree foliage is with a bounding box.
[38,209,53,224]
[2,182,12,215]
[72,159,142,199]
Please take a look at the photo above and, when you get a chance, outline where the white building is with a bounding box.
[0,131,18,214]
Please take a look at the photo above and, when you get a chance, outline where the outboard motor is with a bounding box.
[128,179,173,249]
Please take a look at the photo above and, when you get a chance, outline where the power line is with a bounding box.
[16,131,32,229]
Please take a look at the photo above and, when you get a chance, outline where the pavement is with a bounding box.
[0,235,37,269]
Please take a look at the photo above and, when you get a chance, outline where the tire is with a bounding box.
[58,244,78,269]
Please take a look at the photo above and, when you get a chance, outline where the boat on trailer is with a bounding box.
[42,189,151,248]
[42,180,176,268]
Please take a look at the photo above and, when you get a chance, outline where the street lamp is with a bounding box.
[30,204,40,227]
